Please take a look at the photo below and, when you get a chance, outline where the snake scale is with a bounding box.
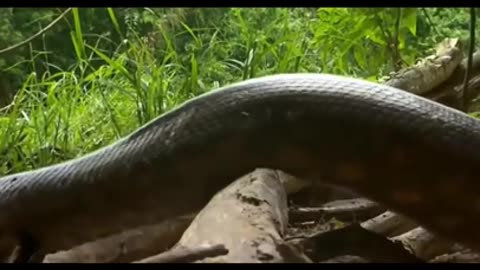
[1,73,480,259]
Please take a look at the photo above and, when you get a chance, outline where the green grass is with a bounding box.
[0,8,472,175]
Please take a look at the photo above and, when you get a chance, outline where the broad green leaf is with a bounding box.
[402,8,417,36]
[353,47,366,69]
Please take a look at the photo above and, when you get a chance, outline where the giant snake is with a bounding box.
[1,73,480,260]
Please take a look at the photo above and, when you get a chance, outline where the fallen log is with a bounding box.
[321,255,369,263]
[173,168,290,263]
[384,38,464,95]
[42,169,306,263]
[134,244,228,263]
[43,214,195,263]
[392,227,455,261]
[360,211,417,238]
[289,198,384,223]
[297,223,423,263]
[286,210,453,262]
[430,249,480,263]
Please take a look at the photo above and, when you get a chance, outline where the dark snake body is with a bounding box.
[1,73,480,257]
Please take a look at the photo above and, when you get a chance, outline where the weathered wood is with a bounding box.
[321,255,369,263]
[361,211,417,238]
[430,249,480,263]
[134,244,228,263]
[392,227,455,261]
[41,169,305,263]
[290,213,452,263]
[175,168,290,263]
[300,223,423,263]
[290,198,384,223]
[274,242,313,263]
[382,38,480,111]
[43,214,195,263]
[385,38,464,95]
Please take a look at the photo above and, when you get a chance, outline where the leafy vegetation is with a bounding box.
[0,8,475,175]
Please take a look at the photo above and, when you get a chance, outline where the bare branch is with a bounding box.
[0,8,72,55]
[134,244,228,263]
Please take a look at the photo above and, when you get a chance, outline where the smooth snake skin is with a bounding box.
[1,73,480,257]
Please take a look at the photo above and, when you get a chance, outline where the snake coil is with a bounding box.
[1,73,480,257]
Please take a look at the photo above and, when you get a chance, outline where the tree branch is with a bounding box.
[0,8,72,55]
